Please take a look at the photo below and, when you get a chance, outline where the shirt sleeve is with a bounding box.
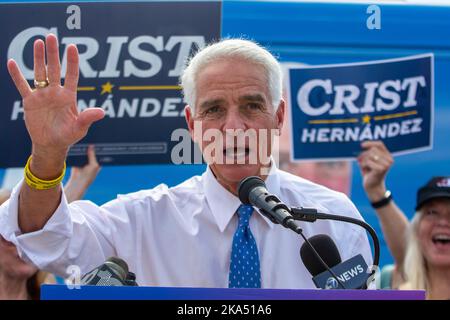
[0,179,131,277]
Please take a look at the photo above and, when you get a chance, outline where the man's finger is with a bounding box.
[64,44,79,92]
[76,108,105,132]
[33,39,47,83]
[7,59,32,98]
[46,34,61,84]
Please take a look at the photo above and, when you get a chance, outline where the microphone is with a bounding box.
[238,176,379,287]
[300,235,369,289]
[291,208,380,271]
[238,176,301,234]
[80,257,138,286]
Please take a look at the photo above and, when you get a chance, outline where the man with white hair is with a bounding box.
[0,34,372,288]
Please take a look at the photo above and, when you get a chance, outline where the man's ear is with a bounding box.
[275,99,286,133]
[185,105,198,142]
[185,105,193,132]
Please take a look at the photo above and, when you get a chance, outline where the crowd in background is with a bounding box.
[0,141,449,299]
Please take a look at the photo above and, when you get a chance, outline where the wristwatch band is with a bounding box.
[371,190,393,209]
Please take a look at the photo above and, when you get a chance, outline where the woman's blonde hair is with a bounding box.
[403,212,428,291]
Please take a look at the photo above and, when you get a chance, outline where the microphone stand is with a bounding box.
[238,176,378,289]
[290,207,380,287]
[259,204,348,289]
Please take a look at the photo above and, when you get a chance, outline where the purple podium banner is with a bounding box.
[41,285,425,300]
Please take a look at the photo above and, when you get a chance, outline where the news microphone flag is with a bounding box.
[313,254,369,289]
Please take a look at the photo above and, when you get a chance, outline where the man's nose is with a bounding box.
[222,108,246,131]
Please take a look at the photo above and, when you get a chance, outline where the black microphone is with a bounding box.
[238,176,301,234]
[300,235,369,289]
[80,257,138,286]
[300,234,342,276]
[291,208,380,271]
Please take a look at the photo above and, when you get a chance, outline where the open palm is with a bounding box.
[7,34,104,152]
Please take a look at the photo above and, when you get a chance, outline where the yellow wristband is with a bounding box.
[24,156,66,190]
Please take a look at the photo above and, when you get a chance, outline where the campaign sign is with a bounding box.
[0,1,221,167]
[287,54,434,161]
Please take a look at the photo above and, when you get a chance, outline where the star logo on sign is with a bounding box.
[101,81,114,95]
[362,114,371,124]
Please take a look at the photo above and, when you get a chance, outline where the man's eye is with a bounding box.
[205,106,220,114]
[246,103,262,110]
[426,209,438,215]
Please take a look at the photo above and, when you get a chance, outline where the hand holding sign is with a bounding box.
[357,140,394,203]
[7,34,104,177]
[288,54,433,161]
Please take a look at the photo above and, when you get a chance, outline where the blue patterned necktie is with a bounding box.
[228,204,261,288]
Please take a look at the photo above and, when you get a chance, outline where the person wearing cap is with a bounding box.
[358,140,450,299]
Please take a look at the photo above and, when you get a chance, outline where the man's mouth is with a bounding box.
[223,147,250,160]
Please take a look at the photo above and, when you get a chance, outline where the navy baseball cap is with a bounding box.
[416,177,450,211]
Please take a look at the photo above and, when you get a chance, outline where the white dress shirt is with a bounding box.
[0,164,373,289]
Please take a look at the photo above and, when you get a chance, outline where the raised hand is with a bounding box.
[357,144,409,270]
[357,140,394,202]
[7,35,104,233]
[7,34,104,157]
[64,145,101,203]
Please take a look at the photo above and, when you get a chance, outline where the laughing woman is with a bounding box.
[400,191,450,299]
[358,140,450,299]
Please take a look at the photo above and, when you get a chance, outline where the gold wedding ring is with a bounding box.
[34,78,49,89]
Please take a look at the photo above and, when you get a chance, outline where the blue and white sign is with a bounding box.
[0,1,221,167]
[287,54,434,161]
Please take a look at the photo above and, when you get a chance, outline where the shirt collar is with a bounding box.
[203,162,280,232]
